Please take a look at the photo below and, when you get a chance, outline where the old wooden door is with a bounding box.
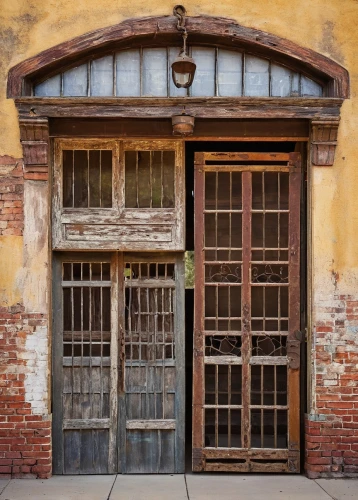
[192,151,301,473]
[52,252,185,474]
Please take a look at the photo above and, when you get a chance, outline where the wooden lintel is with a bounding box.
[19,116,49,180]
[15,97,343,121]
[310,118,340,166]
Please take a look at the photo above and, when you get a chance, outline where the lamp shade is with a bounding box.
[171,52,196,88]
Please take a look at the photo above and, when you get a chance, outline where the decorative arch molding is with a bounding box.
[7,14,349,174]
[8,15,349,98]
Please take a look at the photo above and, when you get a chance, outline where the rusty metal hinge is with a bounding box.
[287,339,300,370]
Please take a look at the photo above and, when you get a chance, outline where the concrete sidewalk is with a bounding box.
[0,474,357,499]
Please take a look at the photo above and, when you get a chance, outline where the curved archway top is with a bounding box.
[7,14,349,98]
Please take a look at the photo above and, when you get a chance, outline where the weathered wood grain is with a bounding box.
[311,119,339,166]
[49,118,309,139]
[126,419,176,429]
[19,117,49,180]
[63,418,110,429]
[203,448,289,459]
[288,157,302,462]
[15,97,343,120]
[53,139,185,251]
[204,356,243,365]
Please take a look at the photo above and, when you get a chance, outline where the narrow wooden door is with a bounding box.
[53,252,185,474]
[52,254,119,474]
[192,152,301,473]
[120,253,185,473]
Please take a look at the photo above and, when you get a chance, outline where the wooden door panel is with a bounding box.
[120,254,185,473]
[193,152,301,473]
[53,252,185,474]
[52,255,118,474]
[126,429,175,473]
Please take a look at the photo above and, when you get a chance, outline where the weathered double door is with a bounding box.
[53,253,185,474]
[192,152,302,473]
[52,143,302,475]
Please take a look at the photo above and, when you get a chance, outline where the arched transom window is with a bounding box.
[34,46,323,98]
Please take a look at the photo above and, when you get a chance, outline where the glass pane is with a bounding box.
[125,151,137,208]
[116,50,141,97]
[244,55,269,97]
[63,150,74,207]
[162,151,175,208]
[138,151,151,207]
[301,75,322,97]
[291,73,300,96]
[217,49,242,97]
[190,47,215,97]
[34,75,61,96]
[142,48,168,97]
[63,64,88,96]
[100,150,112,208]
[91,55,114,96]
[271,64,292,97]
[168,47,187,97]
[89,150,101,207]
[73,150,88,207]
[152,151,162,208]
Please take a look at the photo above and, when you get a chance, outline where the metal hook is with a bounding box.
[173,5,187,33]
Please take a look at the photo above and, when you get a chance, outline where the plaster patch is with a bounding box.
[319,20,344,63]
[22,325,49,415]
[22,181,49,313]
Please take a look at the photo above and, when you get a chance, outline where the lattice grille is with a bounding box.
[124,260,176,421]
[62,261,111,420]
[125,151,175,208]
[195,152,301,472]
[62,150,112,208]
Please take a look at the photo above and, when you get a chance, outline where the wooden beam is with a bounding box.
[15,97,343,121]
[19,117,49,180]
[49,118,310,138]
[311,119,339,166]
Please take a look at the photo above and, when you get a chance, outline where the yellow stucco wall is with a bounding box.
[0,0,357,298]
[0,236,23,306]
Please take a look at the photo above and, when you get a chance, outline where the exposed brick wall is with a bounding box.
[0,305,51,479]
[0,156,24,236]
[305,295,358,478]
